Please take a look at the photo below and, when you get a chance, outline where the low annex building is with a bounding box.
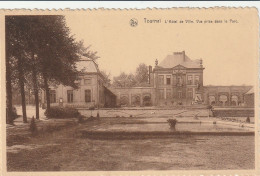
[41,57,116,108]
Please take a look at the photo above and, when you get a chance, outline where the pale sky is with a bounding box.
[65,9,258,86]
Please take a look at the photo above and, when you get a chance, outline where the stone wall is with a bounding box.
[244,93,254,107]
[114,87,155,107]
[204,86,252,107]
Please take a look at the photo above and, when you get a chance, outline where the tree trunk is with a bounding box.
[6,58,13,124]
[43,73,50,112]
[17,56,27,123]
[32,62,39,120]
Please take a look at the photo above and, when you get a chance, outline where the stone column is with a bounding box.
[164,88,166,99]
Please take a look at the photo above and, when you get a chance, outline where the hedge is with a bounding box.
[45,107,80,119]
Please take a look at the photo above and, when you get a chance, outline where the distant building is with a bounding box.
[41,57,116,108]
[244,87,254,107]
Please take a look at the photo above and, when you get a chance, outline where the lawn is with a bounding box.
[7,118,255,171]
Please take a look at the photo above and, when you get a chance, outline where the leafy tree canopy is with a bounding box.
[112,63,150,88]
[6,15,85,89]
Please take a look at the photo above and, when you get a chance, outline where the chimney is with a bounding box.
[200,59,203,68]
[183,50,185,61]
[148,65,152,84]
[155,59,158,66]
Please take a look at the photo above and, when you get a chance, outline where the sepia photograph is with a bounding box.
[2,8,259,174]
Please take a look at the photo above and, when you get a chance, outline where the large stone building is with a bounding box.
[115,51,253,107]
[153,51,204,106]
[43,51,254,108]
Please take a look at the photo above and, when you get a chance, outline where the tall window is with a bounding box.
[84,78,92,85]
[166,75,171,85]
[177,76,182,85]
[50,90,56,103]
[195,75,200,84]
[178,91,182,98]
[187,88,193,98]
[166,89,171,99]
[187,75,193,85]
[85,90,91,102]
[67,90,73,103]
[159,75,164,85]
[159,89,164,99]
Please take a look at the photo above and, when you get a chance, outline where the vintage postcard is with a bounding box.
[0,8,259,176]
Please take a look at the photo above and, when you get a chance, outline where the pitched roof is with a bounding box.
[158,51,202,68]
[76,56,99,73]
[245,87,254,94]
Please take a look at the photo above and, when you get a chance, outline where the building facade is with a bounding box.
[43,51,254,108]
[41,57,116,108]
[115,51,253,107]
[204,86,252,106]
[114,87,155,107]
[152,51,204,106]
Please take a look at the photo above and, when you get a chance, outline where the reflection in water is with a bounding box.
[96,122,251,132]
[170,126,176,131]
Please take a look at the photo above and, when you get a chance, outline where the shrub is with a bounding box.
[78,115,86,123]
[12,107,18,119]
[6,107,19,124]
[29,116,37,135]
[167,119,178,128]
[207,105,213,110]
[45,107,80,119]
[87,116,96,121]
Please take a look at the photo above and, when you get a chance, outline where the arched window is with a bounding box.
[120,96,129,106]
[209,96,216,105]
[132,95,140,106]
[85,90,91,102]
[219,95,228,106]
[231,95,238,106]
[143,94,152,106]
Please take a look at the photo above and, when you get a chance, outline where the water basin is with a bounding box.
[94,122,251,132]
